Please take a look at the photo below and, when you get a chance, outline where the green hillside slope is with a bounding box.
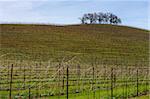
[0,24,149,65]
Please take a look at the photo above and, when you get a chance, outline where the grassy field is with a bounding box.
[131,94,150,99]
[0,24,149,65]
[0,24,149,98]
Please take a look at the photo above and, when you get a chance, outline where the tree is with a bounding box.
[80,12,122,25]
[79,14,88,24]
[102,13,110,24]
[97,12,104,24]
[87,13,95,24]
[93,13,98,24]
[117,18,122,24]
[79,17,86,24]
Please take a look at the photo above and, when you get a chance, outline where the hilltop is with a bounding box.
[0,24,149,65]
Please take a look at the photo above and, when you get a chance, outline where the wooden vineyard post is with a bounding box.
[92,66,95,99]
[58,63,61,98]
[23,65,26,89]
[35,63,38,98]
[62,66,65,90]
[113,68,116,88]
[9,64,13,99]
[28,65,32,99]
[8,65,10,83]
[128,67,131,96]
[66,65,69,99]
[136,68,139,96]
[30,65,31,84]
[110,67,113,99]
[28,86,31,99]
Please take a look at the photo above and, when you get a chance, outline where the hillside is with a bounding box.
[0,24,149,65]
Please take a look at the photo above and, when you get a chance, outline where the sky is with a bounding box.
[0,0,149,30]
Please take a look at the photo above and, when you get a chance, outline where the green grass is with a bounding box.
[131,94,150,99]
[1,83,149,99]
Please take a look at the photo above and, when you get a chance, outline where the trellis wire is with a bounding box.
[0,60,149,99]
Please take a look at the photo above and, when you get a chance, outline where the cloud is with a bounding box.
[0,1,51,23]
[0,0,81,24]
[0,0,149,29]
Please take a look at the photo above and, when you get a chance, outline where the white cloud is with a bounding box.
[0,0,77,24]
[0,1,50,23]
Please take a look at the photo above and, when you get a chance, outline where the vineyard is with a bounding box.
[0,58,149,99]
[0,24,149,98]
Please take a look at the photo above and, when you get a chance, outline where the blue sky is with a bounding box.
[0,0,149,29]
